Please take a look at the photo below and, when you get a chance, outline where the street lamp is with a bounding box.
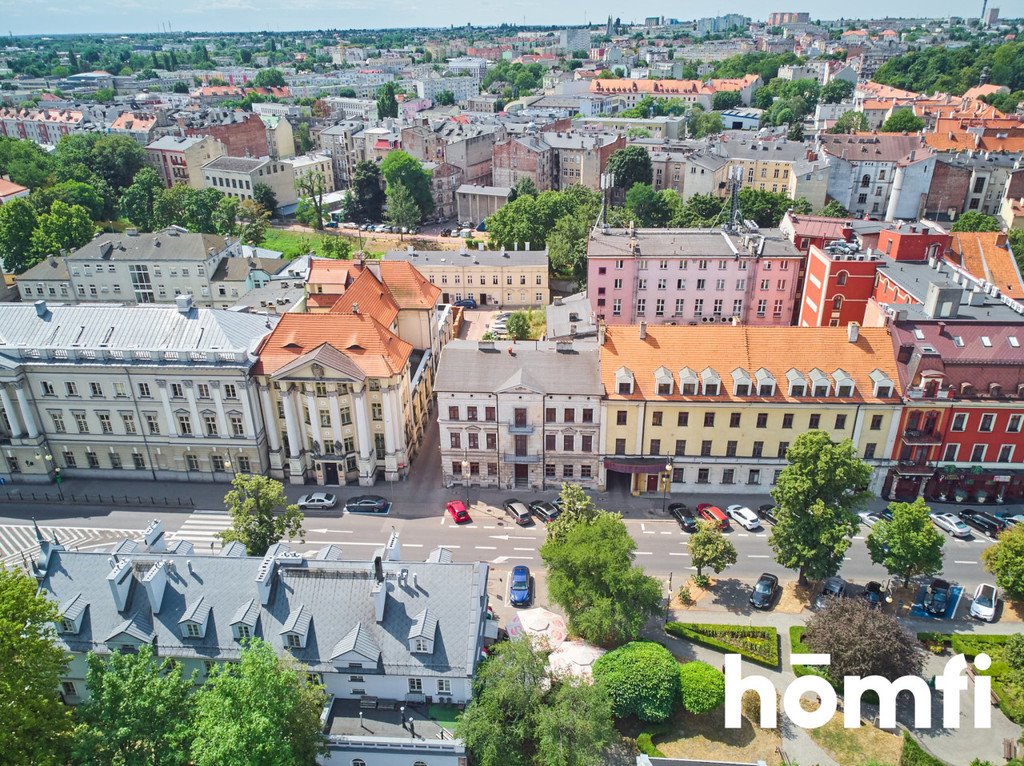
[662,462,673,514]
[461,456,471,507]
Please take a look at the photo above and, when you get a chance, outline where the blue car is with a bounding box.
[509,565,531,607]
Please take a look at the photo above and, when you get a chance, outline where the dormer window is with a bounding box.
[731,368,751,397]
[408,609,437,654]
[615,367,634,396]
[236,624,252,639]
[809,368,830,397]
[654,366,673,396]
[184,622,201,638]
[414,638,429,652]
[833,370,854,398]
[754,368,776,397]
[57,593,87,635]
[178,596,211,639]
[285,632,302,648]
[679,367,698,396]
[280,604,310,650]
[60,618,75,633]
[869,369,894,399]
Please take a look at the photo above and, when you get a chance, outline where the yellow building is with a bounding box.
[599,323,903,495]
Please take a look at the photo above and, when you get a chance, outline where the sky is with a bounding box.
[1,0,1006,36]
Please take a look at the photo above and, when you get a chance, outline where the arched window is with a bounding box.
[860,174,870,188]
[835,270,849,286]
[832,295,843,310]
[352,760,366,766]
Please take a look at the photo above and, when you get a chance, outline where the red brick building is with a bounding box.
[180,112,269,158]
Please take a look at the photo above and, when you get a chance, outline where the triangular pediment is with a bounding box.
[271,343,366,381]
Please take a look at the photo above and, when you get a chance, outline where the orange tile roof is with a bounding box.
[0,178,29,199]
[601,325,901,403]
[307,259,362,288]
[947,232,1024,300]
[328,269,400,327]
[377,261,441,309]
[110,111,157,131]
[963,84,1008,100]
[859,82,918,100]
[306,293,339,309]
[708,74,760,91]
[254,313,412,378]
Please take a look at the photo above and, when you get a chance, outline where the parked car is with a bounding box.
[929,512,972,538]
[959,509,1006,538]
[858,511,882,527]
[453,298,478,309]
[923,579,952,616]
[749,573,779,609]
[726,504,761,531]
[296,492,337,510]
[998,513,1024,527]
[446,500,471,524]
[860,581,884,609]
[970,583,999,622]
[813,576,847,610]
[756,504,778,525]
[696,503,730,530]
[509,565,532,607]
[667,503,697,533]
[503,500,532,526]
[528,501,561,523]
[343,495,390,514]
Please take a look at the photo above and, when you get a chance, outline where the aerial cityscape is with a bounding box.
[2,7,1024,766]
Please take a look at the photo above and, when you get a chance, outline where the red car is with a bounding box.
[696,503,730,530]
[446,500,471,524]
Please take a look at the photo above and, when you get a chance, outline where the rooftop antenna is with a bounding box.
[727,165,743,232]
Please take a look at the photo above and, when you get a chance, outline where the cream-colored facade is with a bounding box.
[0,301,274,486]
[599,324,904,496]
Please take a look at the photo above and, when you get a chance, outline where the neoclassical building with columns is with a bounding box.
[0,299,276,485]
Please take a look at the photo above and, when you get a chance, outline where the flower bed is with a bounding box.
[665,622,779,668]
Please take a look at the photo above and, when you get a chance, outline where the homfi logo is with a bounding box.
[724,653,993,729]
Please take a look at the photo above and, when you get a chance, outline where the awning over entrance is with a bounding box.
[603,457,670,474]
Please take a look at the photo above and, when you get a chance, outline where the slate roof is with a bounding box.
[384,248,550,268]
[435,339,603,396]
[65,227,228,262]
[38,541,489,678]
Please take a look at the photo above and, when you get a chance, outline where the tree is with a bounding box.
[119,167,165,231]
[820,78,855,104]
[592,641,679,722]
[829,110,869,133]
[0,136,53,189]
[605,145,652,191]
[866,498,945,586]
[0,566,73,765]
[213,196,240,235]
[505,311,531,340]
[950,211,1002,232]
[376,81,399,119]
[880,108,925,133]
[346,161,386,223]
[1010,230,1024,274]
[219,473,304,556]
[251,182,278,215]
[31,201,95,259]
[982,525,1024,599]
[787,122,804,141]
[547,483,600,543]
[738,188,811,227]
[1005,634,1024,671]
[380,150,434,218]
[689,520,738,578]
[0,198,39,274]
[712,90,742,110]
[509,177,538,200]
[456,638,546,766]
[320,235,352,260]
[435,89,456,106]
[678,661,726,715]
[179,187,224,233]
[73,644,195,766]
[294,122,313,154]
[89,134,146,190]
[769,431,872,584]
[534,680,617,766]
[817,200,850,218]
[803,598,923,681]
[236,199,270,246]
[385,181,421,238]
[541,511,663,646]
[191,639,327,766]
[689,110,724,138]
[30,180,106,221]
[251,67,285,88]
[547,213,591,283]
[626,183,671,227]
[294,169,327,230]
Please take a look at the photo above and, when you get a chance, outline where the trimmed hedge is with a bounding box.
[636,733,665,757]
[666,622,779,668]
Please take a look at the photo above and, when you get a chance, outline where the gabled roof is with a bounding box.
[328,269,400,327]
[332,621,381,662]
[409,608,438,641]
[58,592,88,621]
[270,342,367,382]
[376,261,441,309]
[106,612,155,644]
[281,604,311,636]
[231,597,260,627]
[435,340,603,396]
[179,596,212,626]
[947,232,1024,301]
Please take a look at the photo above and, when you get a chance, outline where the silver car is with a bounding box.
[970,583,998,622]
[930,512,971,538]
[297,492,337,510]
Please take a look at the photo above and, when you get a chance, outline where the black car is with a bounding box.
[860,581,884,609]
[528,501,561,523]
[453,298,478,309]
[343,495,390,514]
[667,503,697,532]
[749,573,779,609]
[959,509,1006,538]
[756,504,778,525]
[924,579,951,616]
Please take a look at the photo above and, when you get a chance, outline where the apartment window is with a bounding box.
[230,416,244,437]
[729,412,741,428]
[748,469,761,485]
[545,463,556,478]
[1006,414,1023,433]
[835,414,847,430]
[138,382,151,398]
[614,438,626,455]
[319,410,331,428]
[109,452,123,470]
[98,414,113,434]
[450,433,461,449]
[777,441,789,459]
[545,407,556,423]
[700,440,712,457]
[145,414,160,434]
[582,434,593,452]
[616,410,628,426]
[121,414,137,434]
[722,468,735,484]
[652,411,663,426]
[203,414,218,436]
[486,432,497,450]
[951,413,967,432]
[650,439,661,455]
[197,383,210,399]
[65,382,79,397]
[970,444,987,462]
[998,445,1014,463]
[782,414,794,429]
[675,298,685,315]
[756,413,768,428]
[371,403,383,421]
[171,383,184,398]
[726,440,737,457]
[466,406,478,422]
[870,414,884,430]
[980,414,995,432]
[636,298,646,316]
[694,298,704,316]
[41,381,55,397]
[50,412,66,433]
[177,415,193,436]
[697,468,710,484]
[545,433,556,451]
[703,412,715,427]
[752,440,764,458]
[344,437,355,454]
[942,444,959,462]
[809,414,820,429]
[89,382,102,398]
[864,443,877,459]
[560,434,573,452]
[677,412,688,427]
[448,406,459,421]
[582,408,594,423]
[612,299,621,316]
[211,455,226,472]
[655,298,665,316]
[696,279,706,290]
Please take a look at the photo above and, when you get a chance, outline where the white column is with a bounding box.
[184,382,202,436]
[387,387,406,455]
[0,385,25,437]
[328,391,344,449]
[382,390,397,455]
[12,381,39,439]
[239,382,257,440]
[281,386,301,459]
[353,388,373,460]
[211,382,229,437]
[258,384,281,452]
[305,392,319,451]
[157,380,175,435]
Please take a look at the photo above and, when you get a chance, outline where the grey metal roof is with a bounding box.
[38,539,489,678]
[179,596,212,626]
[546,292,598,340]
[384,249,549,268]
[408,608,437,640]
[58,592,87,621]
[435,339,603,396]
[587,227,799,259]
[203,156,269,173]
[455,184,512,197]
[281,603,311,636]
[0,303,277,362]
[146,135,208,151]
[221,541,247,558]
[66,227,228,262]
[332,621,380,661]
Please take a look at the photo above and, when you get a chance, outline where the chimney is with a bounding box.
[175,294,193,314]
[639,321,647,340]
[384,528,401,562]
[142,561,168,614]
[107,559,133,612]
[373,555,384,583]
[373,579,390,622]
[847,321,860,343]
[352,302,359,314]
[34,300,48,318]
[143,519,166,552]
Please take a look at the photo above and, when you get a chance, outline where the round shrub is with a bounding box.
[592,641,679,722]
[678,661,725,715]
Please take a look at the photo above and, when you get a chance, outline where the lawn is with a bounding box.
[807,712,902,766]
[259,228,384,259]
[426,703,461,731]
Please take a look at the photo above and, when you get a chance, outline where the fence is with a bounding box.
[1,490,195,508]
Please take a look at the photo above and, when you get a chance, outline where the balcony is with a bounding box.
[895,460,934,477]
[503,454,541,464]
[507,423,534,435]
[901,429,942,446]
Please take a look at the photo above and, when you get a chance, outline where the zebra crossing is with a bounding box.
[167,509,232,551]
[0,523,143,567]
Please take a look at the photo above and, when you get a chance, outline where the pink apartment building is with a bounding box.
[587,227,804,326]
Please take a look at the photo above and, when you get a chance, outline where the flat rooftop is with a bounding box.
[587,227,800,259]
[326,697,447,740]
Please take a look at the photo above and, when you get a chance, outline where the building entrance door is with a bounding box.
[324,462,339,485]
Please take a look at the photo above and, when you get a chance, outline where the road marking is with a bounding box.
[513,547,535,551]
[660,531,673,535]
[668,552,689,557]
[954,560,976,565]
[475,546,497,550]
[310,528,353,535]
[484,525,496,529]
[635,551,653,555]
[756,533,767,538]
[0,523,145,566]
[641,523,646,532]
[167,510,231,550]
[404,543,424,548]
[737,533,750,537]
[493,555,534,563]
[853,536,864,540]
[747,554,770,559]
